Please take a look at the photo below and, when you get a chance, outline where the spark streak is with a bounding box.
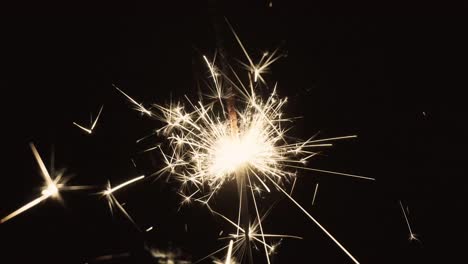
[103,175,145,195]
[113,84,152,116]
[312,183,319,206]
[289,176,297,195]
[102,175,145,230]
[265,174,360,263]
[399,200,420,242]
[225,240,234,264]
[1,194,51,224]
[73,105,104,134]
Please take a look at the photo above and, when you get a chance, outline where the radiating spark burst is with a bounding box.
[1,143,85,224]
[399,200,420,242]
[101,175,145,230]
[120,24,376,263]
[149,62,373,262]
[73,105,104,134]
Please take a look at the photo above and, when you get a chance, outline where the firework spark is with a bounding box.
[113,84,152,116]
[101,175,145,230]
[103,175,145,196]
[399,200,420,242]
[73,105,104,134]
[227,20,282,84]
[1,143,83,224]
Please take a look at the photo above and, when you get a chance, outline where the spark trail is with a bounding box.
[113,84,152,116]
[399,200,420,242]
[101,175,145,230]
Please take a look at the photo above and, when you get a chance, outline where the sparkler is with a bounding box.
[0,19,379,263]
[1,143,83,224]
[128,22,376,263]
[73,105,104,134]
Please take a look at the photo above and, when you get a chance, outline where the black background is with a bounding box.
[1,2,466,263]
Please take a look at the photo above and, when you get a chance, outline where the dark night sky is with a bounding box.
[1,2,466,263]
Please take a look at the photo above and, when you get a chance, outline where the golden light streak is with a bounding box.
[102,175,145,231]
[247,173,270,264]
[103,175,145,195]
[194,241,236,264]
[287,166,375,181]
[289,176,297,195]
[225,240,234,264]
[72,122,92,134]
[399,200,420,242]
[113,84,152,116]
[30,143,54,186]
[312,183,319,206]
[0,194,50,224]
[264,174,360,264]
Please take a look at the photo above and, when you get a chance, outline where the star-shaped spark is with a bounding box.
[101,175,145,230]
[1,143,86,224]
[227,20,282,84]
